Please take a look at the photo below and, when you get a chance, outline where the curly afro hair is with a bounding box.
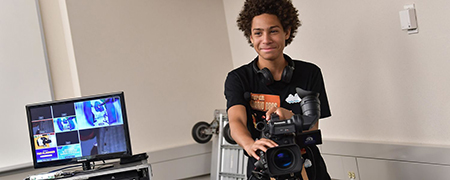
[237,0,301,47]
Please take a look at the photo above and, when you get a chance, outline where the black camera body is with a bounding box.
[253,88,322,180]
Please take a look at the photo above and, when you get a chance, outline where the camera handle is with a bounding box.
[252,150,271,180]
[253,150,267,171]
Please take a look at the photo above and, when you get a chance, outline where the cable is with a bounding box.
[48,164,82,173]
[249,174,255,180]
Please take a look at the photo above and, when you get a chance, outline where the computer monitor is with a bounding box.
[26,92,132,169]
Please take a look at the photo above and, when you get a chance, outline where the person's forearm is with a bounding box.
[228,105,277,158]
[227,105,256,154]
[229,120,255,151]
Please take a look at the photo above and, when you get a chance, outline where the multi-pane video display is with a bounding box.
[28,96,128,163]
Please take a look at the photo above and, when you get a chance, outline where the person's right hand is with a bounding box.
[244,138,278,160]
[266,106,294,121]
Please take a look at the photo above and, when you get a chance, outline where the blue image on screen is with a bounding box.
[57,144,82,160]
[54,116,78,133]
[76,97,123,130]
[36,147,58,162]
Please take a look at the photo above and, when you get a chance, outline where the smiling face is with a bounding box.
[250,13,290,62]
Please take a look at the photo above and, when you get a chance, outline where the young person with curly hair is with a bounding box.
[224,0,332,179]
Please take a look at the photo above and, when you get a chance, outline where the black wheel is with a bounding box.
[223,123,236,144]
[192,121,212,144]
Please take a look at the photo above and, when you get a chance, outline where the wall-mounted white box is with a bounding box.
[399,8,417,30]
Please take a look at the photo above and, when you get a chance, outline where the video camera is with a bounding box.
[253,88,323,180]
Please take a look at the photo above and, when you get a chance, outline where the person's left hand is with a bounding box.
[265,107,294,121]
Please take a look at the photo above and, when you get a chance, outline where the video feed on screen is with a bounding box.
[27,92,130,167]
[34,133,57,150]
[79,125,127,156]
[29,106,52,121]
[53,116,78,133]
[32,119,55,135]
[75,97,123,129]
[56,131,80,146]
[57,144,82,159]
[52,102,76,118]
[36,147,58,162]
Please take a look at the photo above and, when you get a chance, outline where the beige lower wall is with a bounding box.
[321,139,450,180]
[0,143,212,179]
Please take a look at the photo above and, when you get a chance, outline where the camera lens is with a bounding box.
[273,149,294,169]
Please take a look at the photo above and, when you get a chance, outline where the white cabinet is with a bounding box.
[322,154,358,180]
[358,158,450,180]
[321,140,450,180]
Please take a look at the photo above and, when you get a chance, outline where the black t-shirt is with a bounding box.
[225,54,331,139]
[224,54,332,180]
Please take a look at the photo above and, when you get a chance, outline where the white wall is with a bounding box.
[0,0,52,171]
[52,0,233,154]
[4,0,450,176]
[223,0,450,146]
[222,0,257,67]
[0,0,233,173]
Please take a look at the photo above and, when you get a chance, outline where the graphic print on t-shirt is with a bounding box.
[250,93,280,111]
[250,93,280,128]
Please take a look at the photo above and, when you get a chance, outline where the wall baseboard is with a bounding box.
[0,162,33,174]
[147,142,213,180]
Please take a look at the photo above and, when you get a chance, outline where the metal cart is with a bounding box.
[210,109,248,180]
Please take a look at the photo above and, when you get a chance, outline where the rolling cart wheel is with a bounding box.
[223,123,236,144]
[192,121,212,144]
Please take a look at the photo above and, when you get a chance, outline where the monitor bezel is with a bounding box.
[26,91,132,169]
